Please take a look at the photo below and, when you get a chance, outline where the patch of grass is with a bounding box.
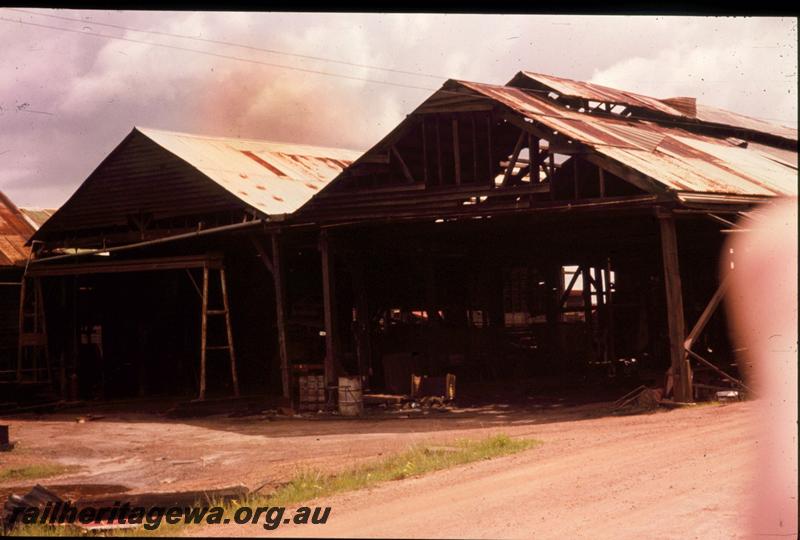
[7,434,538,537]
[0,464,75,482]
[5,524,79,537]
[239,433,539,509]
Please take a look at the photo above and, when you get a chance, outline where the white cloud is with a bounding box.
[590,19,797,127]
[0,11,796,208]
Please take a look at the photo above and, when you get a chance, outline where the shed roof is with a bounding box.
[0,192,35,267]
[509,71,798,143]
[19,207,57,230]
[33,127,362,241]
[138,128,361,215]
[455,80,797,197]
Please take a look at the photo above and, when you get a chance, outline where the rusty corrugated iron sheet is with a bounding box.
[32,128,363,241]
[138,128,362,216]
[511,71,798,142]
[18,208,57,230]
[515,71,688,118]
[0,191,34,267]
[457,80,797,197]
[694,103,798,142]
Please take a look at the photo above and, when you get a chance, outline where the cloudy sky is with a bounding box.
[0,11,796,208]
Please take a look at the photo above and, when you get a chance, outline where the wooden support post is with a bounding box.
[658,211,692,402]
[595,261,606,363]
[250,235,274,275]
[219,267,240,398]
[573,158,581,199]
[502,131,526,187]
[70,276,77,395]
[35,278,50,383]
[471,114,478,183]
[436,118,443,186]
[16,277,26,382]
[581,265,594,358]
[422,119,429,185]
[271,234,291,400]
[31,278,38,382]
[486,114,494,187]
[319,231,338,393]
[545,262,563,361]
[532,137,541,184]
[199,265,209,400]
[59,279,67,399]
[452,116,461,185]
[598,167,606,198]
[350,257,371,386]
[604,258,616,365]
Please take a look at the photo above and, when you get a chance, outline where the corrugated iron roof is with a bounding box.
[515,71,688,118]
[511,71,798,142]
[693,103,798,142]
[456,80,797,198]
[0,192,34,267]
[138,128,362,215]
[32,128,364,241]
[19,208,57,230]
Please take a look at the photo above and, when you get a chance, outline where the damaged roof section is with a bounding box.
[508,71,798,144]
[452,79,797,197]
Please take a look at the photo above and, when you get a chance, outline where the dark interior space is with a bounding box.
[313,211,732,400]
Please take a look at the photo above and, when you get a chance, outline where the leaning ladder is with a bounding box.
[198,264,239,400]
[17,276,51,383]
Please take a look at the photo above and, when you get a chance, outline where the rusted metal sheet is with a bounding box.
[511,71,797,142]
[18,208,56,230]
[457,80,797,198]
[694,104,798,142]
[33,128,362,241]
[139,128,361,216]
[0,192,34,267]
[514,70,687,118]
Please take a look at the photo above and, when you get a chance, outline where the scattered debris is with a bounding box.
[715,390,740,402]
[2,484,62,532]
[636,388,664,409]
[75,414,105,423]
[411,373,456,401]
[612,385,647,409]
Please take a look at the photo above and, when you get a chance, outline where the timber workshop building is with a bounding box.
[12,71,797,407]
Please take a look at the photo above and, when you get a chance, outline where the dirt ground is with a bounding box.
[1,399,613,498]
[199,402,759,539]
[1,400,759,539]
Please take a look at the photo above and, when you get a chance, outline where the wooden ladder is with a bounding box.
[198,264,239,400]
[17,275,51,383]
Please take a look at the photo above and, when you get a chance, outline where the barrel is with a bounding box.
[338,376,363,416]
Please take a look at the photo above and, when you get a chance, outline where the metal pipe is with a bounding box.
[28,218,267,265]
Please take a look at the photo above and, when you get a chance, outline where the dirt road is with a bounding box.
[1,401,615,498]
[200,402,758,539]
